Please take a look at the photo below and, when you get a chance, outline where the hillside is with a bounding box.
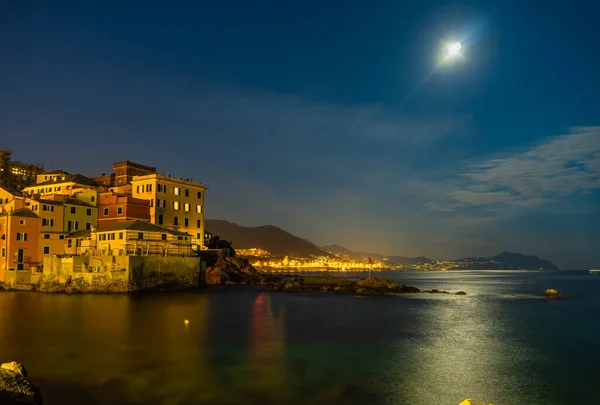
[205,220,326,257]
[321,244,432,264]
[450,252,558,270]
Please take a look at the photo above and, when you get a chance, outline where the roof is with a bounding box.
[96,220,189,236]
[36,199,64,206]
[63,198,94,208]
[0,187,23,197]
[32,173,97,187]
[67,230,91,239]
[43,170,70,175]
[8,208,40,219]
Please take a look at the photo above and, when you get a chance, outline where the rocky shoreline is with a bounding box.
[0,257,467,296]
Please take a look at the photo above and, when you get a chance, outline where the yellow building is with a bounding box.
[27,198,67,258]
[65,220,193,257]
[131,174,206,246]
[23,173,97,197]
[0,187,22,209]
[63,197,98,232]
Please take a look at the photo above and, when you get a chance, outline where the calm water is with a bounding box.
[1,270,599,405]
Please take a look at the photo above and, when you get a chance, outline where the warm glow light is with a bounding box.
[447,41,462,57]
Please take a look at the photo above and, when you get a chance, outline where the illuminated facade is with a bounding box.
[0,208,41,280]
[22,173,97,197]
[97,192,151,229]
[131,174,206,246]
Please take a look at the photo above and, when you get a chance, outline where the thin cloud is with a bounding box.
[434,126,600,212]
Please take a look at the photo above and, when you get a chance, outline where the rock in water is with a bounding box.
[0,362,43,404]
[455,291,467,295]
[459,399,492,405]
[544,288,562,298]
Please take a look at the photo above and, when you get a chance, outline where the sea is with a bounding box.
[0,270,598,405]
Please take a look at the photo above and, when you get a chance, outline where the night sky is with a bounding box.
[2,1,599,269]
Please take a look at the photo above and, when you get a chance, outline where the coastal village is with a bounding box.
[0,148,213,290]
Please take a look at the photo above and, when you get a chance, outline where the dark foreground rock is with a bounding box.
[0,362,43,404]
[205,257,265,285]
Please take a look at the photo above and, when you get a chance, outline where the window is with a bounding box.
[16,233,27,241]
[44,203,50,211]
[185,189,189,197]
[162,199,167,208]
[136,185,140,193]
[70,207,76,214]
[173,216,179,226]
[43,246,50,255]
[86,222,91,230]
[184,218,189,227]
[50,206,55,212]
[197,233,201,239]
[157,184,162,192]
[0,248,4,257]
[158,215,163,225]
[146,184,152,192]
[103,208,109,216]
[196,205,202,213]
[59,235,65,240]
[173,201,180,211]
[174,187,180,195]
[161,234,167,241]
[197,219,201,228]
[184,203,190,212]
[91,196,95,202]
[86,208,92,216]
[157,199,161,207]
[197,191,202,199]
[44,234,50,239]
[75,222,79,231]
[109,233,115,240]
[50,219,54,227]
[42,218,47,226]
[19,219,25,225]
[138,232,144,240]
[57,186,62,191]
[117,206,123,215]
[67,239,72,248]
[119,232,123,240]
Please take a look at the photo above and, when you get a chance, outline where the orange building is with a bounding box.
[97,193,151,229]
[0,208,41,280]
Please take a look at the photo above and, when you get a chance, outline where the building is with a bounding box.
[22,173,97,197]
[63,197,97,232]
[36,170,70,185]
[97,193,151,229]
[113,161,156,186]
[0,208,41,280]
[0,149,44,191]
[93,161,156,187]
[27,198,67,258]
[0,187,22,208]
[65,220,194,257]
[131,174,206,246]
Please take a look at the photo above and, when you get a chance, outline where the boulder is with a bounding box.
[545,288,562,298]
[455,291,467,295]
[459,399,492,405]
[0,362,43,404]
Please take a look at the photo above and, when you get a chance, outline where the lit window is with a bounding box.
[174,187,180,195]
[196,205,202,213]
[184,203,190,212]
[173,201,180,210]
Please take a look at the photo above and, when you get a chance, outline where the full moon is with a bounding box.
[447,41,462,57]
